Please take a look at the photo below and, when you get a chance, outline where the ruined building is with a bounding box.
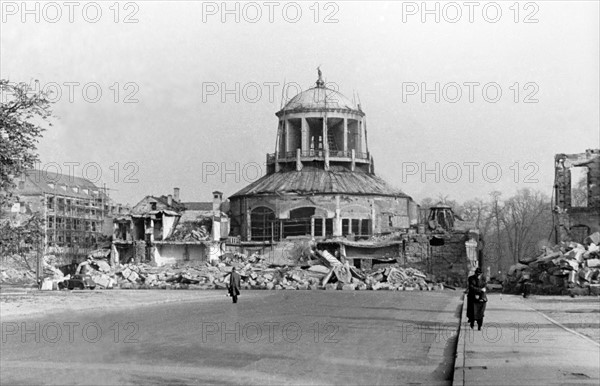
[229,71,419,243]
[112,188,229,265]
[8,169,123,259]
[554,149,600,243]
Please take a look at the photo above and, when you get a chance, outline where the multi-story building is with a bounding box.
[10,169,126,258]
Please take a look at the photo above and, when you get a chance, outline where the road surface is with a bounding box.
[1,290,462,385]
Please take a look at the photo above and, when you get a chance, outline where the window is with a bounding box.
[571,167,588,207]
[314,218,324,237]
[351,219,360,234]
[361,219,371,236]
[325,219,333,237]
[342,218,371,237]
[342,219,350,235]
[250,207,276,241]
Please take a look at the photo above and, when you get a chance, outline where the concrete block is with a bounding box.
[128,271,139,282]
[586,259,600,268]
[121,268,132,279]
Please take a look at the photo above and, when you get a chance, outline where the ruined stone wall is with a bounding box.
[404,232,470,287]
[554,149,600,243]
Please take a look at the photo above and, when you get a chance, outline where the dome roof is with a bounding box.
[279,86,360,114]
[230,166,409,198]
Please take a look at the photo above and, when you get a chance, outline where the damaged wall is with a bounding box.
[230,194,412,241]
[403,232,471,286]
[554,149,600,243]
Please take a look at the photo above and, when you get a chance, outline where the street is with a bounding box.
[1,290,462,385]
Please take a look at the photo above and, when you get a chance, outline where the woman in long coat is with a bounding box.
[467,267,487,330]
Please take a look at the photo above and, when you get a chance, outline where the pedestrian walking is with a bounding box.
[467,267,487,330]
[226,267,241,304]
[519,270,531,298]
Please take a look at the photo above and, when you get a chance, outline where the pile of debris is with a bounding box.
[169,220,211,242]
[39,247,442,292]
[505,232,600,296]
[0,254,39,286]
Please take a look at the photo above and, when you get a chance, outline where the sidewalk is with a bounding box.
[454,293,600,385]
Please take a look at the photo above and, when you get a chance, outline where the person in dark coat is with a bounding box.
[467,267,487,330]
[227,267,241,304]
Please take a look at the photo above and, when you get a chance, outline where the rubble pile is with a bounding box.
[169,220,211,242]
[38,248,441,292]
[504,232,600,296]
[0,254,38,286]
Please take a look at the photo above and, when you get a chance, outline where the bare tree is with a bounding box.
[500,188,552,264]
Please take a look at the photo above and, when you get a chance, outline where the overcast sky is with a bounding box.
[1,1,598,205]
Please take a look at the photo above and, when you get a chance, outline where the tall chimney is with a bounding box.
[167,194,173,207]
[173,187,180,202]
[212,191,223,213]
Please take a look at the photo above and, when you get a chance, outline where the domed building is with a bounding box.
[229,70,418,242]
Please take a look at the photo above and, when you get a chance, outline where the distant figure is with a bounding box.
[467,267,487,330]
[227,267,241,304]
[519,270,531,298]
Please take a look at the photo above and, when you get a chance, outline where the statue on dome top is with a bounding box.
[316,66,325,88]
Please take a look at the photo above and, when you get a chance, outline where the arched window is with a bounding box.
[251,207,276,241]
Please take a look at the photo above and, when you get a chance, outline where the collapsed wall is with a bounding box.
[554,149,600,243]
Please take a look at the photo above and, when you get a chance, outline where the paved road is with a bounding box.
[1,290,462,385]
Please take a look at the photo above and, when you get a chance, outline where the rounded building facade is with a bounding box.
[229,71,418,242]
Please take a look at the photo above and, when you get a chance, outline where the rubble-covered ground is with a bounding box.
[504,232,600,296]
[38,250,441,292]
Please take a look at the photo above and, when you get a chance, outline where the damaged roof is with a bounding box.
[230,166,410,199]
[19,169,109,199]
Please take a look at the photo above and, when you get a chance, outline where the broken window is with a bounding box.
[571,166,588,207]
[351,219,360,234]
[281,207,315,238]
[250,207,276,241]
[361,219,371,236]
[325,219,333,237]
[314,218,324,238]
[342,219,350,235]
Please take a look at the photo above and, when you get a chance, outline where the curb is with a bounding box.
[452,293,467,386]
